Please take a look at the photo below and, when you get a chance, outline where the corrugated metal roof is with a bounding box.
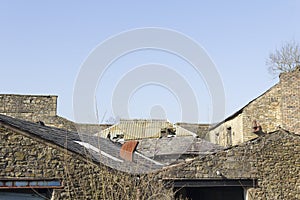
[97,119,196,140]
[174,125,197,137]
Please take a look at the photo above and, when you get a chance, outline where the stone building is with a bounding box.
[162,129,300,200]
[0,114,176,199]
[208,67,300,147]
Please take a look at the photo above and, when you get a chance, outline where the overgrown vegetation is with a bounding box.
[61,147,179,200]
[267,40,300,76]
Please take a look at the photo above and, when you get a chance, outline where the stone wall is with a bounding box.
[163,130,300,200]
[242,84,282,141]
[0,94,57,119]
[242,67,300,137]
[280,67,300,134]
[0,94,71,130]
[0,126,101,199]
[0,126,173,199]
[208,113,244,146]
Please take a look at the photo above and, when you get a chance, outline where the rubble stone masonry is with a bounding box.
[280,67,300,134]
[0,126,102,199]
[244,67,300,136]
[163,130,300,200]
[0,94,57,120]
[0,94,110,133]
[0,125,172,199]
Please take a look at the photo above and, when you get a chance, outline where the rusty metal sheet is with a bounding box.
[120,140,139,161]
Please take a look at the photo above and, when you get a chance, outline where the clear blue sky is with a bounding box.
[1,1,299,123]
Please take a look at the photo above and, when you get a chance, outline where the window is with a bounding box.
[0,179,62,200]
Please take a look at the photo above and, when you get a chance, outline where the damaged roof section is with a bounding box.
[96,119,197,140]
[75,135,164,174]
[136,136,223,165]
[0,114,223,174]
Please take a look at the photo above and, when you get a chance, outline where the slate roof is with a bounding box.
[0,114,163,174]
[0,114,84,155]
[162,129,300,179]
[136,136,223,165]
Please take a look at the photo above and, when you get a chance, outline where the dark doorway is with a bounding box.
[175,186,244,200]
[0,189,53,200]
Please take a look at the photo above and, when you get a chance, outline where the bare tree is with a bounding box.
[267,40,300,76]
